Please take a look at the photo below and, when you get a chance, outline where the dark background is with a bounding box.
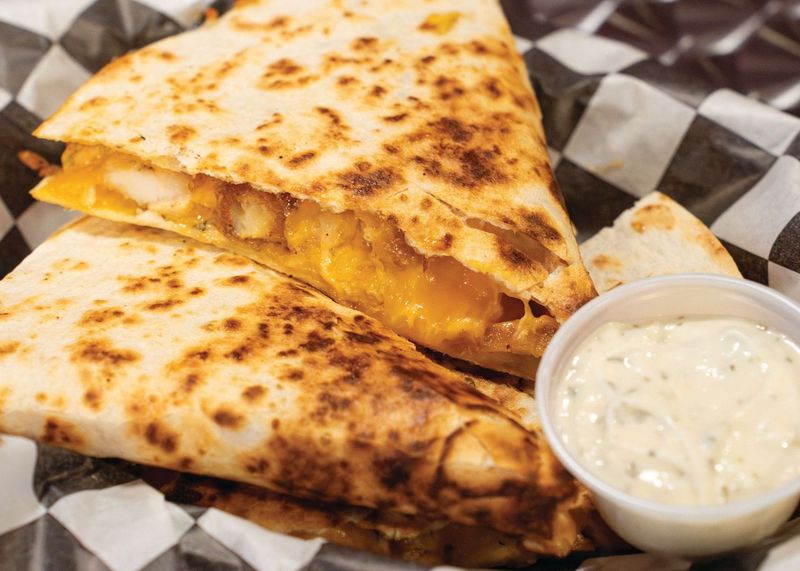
[501,0,800,117]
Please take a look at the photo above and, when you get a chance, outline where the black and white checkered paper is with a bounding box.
[1,1,800,569]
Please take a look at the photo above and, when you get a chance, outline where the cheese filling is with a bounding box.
[33,145,552,364]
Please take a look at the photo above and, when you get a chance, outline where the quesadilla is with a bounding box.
[29,0,596,378]
[121,373,576,569]
[122,364,622,568]
[581,192,741,293]
[0,216,590,556]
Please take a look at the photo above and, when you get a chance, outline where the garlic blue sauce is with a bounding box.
[555,317,800,506]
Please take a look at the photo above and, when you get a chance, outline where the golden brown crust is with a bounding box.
[34,0,595,324]
[137,468,544,568]
[132,468,623,566]
[0,216,589,554]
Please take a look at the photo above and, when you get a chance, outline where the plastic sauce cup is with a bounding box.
[536,274,800,559]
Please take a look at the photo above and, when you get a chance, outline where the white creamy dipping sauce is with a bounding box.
[555,316,800,506]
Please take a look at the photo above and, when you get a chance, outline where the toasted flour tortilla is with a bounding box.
[158,472,546,568]
[126,381,555,569]
[581,192,741,293]
[30,0,595,378]
[126,370,621,568]
[0,216,589,556]
[135,469,618,569]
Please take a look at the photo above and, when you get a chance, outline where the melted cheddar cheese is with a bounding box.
[33,145,542,366]
[282,201,507,344]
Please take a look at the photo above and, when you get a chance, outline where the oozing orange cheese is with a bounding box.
[282,201,507,345]
[37,146,140,216]
[32,144,523,356]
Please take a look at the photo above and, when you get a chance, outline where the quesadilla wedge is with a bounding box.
[125,368,625,568]
[29,0,596,378]
[121,375,573,569]
[580,192,741,293]
[123,364,623,568]
[0,216,590,555]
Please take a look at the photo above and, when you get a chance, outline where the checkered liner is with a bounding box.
[4,437,797,571]
[1,1,800,570]
[502,0,800,118]
[1,436,331,571]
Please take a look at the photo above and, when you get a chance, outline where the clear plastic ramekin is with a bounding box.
[536,274,800,559]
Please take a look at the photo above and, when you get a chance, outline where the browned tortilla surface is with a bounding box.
[32,0,596,377]
[0,217,589,555]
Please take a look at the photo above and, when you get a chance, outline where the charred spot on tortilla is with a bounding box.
[230,14,290,32]
[214,253,250,267]
[285,369,305,381]
[433,233,454,251]
[433,117,472,143]
[287,151,316,166]
[225,343,253,361]
[351,37,378,51]
[433,76,466,100]
[484,78,502,98]
[83,388,102,410]
[631,202,676,233]
[242,385,266,401]
[254,116,283,133]
[167,125,197,144]
[71,338,140,366]
[591,254,622,272]
[314,106,348,131]
[144,421,179,453]
[457,148,505,187]
[181,373,202,393]
[382,113,408,123]
[264,58,303,78]
[212,407,244,429]
[260,71,319,90]
[143,298,183,311]
[186,348,211,361]
[138,48,178,62]
[343,330,386,345]
[244,458,271,475]
[337,167,398,197]
[42,417,85,448]
[78,96,109,112]
[521,212,561,244]
[300,332,335,352]
[0,341,21,359]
